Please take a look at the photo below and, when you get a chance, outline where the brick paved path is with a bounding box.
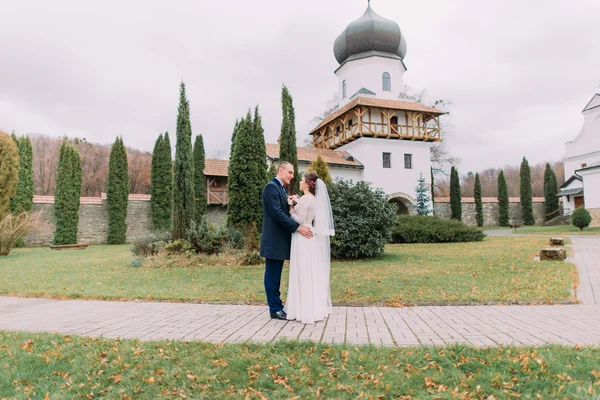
[2,236,600,347]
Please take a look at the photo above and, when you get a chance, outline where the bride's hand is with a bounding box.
[289,206,294,214]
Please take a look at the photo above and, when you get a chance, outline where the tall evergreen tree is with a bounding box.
[414,174,431,215]
[497,170,509,227]
[53,141,82,245]
[193,134,207,221]
[107,137,129,244]
[150,134,163,227]
[0,132,20,221]
[267,164,277,181]
[227,110,265,229]
[151,133,173,231]
[474,172,483,227]
[430,167,435,215]
[544,163,559,221]
[307,155,333,184]
[172,82,195,240]
[279,85,300,194]
[450,166,462,221]
[520,156,535,225]
[10,136,33,215]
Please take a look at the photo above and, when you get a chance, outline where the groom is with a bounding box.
[260,161,313,320]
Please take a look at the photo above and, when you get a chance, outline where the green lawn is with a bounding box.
[1,331,599,399]
[514,225,600,235]
[0,237,575,305]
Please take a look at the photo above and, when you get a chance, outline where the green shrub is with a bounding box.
[328,180,396,259]
[571,207,592,231]
[187,217,228,255]
[239,251,263,266]
[163,239,194,255]
[227,227,245,250]
[130,230,172,258]
[391,215,486,244]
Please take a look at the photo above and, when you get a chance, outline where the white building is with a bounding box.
[302,3,444,213]
[560,93,600,225]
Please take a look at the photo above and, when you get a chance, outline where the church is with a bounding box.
[559,93,600,226]
[266,2,445,214]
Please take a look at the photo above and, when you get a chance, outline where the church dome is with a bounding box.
[334,4,407,65]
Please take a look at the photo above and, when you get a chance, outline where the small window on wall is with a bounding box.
[383,152,391,168]
[342,80,347,98]
[404,154,412,169]
[382,72,391,91]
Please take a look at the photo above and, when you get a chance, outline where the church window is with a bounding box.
[404,154,412,169]
[342,80,347,98]
[383,152,391,168]
[382,72,391,91]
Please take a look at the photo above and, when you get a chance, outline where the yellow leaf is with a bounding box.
[110,375,123,384]
[186,374,196,382]
[144,377,155,383]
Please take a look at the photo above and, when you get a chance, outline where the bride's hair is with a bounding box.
[304,173,319,195]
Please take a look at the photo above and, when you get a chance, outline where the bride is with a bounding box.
[284,173,335,324]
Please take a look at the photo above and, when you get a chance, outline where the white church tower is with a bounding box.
[310,2,445,213]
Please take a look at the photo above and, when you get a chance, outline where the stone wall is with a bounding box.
[589,208,600,227]
[433,198,546,227]
[24,199,228,247]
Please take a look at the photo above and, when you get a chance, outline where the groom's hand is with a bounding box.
[297,226,313,239]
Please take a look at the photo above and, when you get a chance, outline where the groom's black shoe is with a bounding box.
[270,310,287,320]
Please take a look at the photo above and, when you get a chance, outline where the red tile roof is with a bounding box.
[266,144,363,169]
[204,159,229,177]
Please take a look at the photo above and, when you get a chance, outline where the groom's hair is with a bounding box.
[277,161,293,172]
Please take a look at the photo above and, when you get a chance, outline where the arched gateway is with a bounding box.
[387,192,415,215]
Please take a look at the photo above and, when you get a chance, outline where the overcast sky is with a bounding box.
[1,0,599,174]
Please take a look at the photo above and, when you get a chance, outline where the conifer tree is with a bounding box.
[450,166,462,221]
[415,174,431,215]
[253,105,268,187]
[54,140,82,245]
[172,82,195,240]
[10,136,33,215]
[193,134,207,221]
[497,170,509,227]
[430,167,435,215]
[227,110,264,229]
[307,155,333,184]
[520,156,535,225]
[150,134,163,226]
[279,85,300,193]
[544,163,559,221]
[267,164,277,181]
[107,137,129,244]
[474,172,483,227]
[0,132,19,221]
[151,133,173,231]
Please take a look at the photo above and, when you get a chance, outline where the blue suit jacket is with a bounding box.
[260,178,300,260]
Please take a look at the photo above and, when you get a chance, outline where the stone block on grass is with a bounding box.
[540,248,565,261]
[549,237,564,246]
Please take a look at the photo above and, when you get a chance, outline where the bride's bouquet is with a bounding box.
[287,194,300,207]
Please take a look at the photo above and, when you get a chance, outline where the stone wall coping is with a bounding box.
[33,194,151,205]
[434,197,545,204]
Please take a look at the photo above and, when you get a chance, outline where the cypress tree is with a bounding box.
[520,157,535,225]
[54,141,82,245]
[474,172,483,227]
[0,132,20,221]
[253,105,268,187]
[227,111,264,229]
[193,134,207,221]
[150,134,163,227]
[106,137,129,244]
[307,155,333,184]
[10,136,34,215]
[267,164,277,181]
[450,166,462,221]
[430,167,435,215]
[498,170,509,227]
[172,82,195,240]
[544,163,559,221]
[279,85,300,194]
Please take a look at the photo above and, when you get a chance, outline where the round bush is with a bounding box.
[328,180,397,259]
[571,206,592,231]
[392,215,486,243]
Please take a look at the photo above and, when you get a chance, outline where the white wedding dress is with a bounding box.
[285,180,335,324]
